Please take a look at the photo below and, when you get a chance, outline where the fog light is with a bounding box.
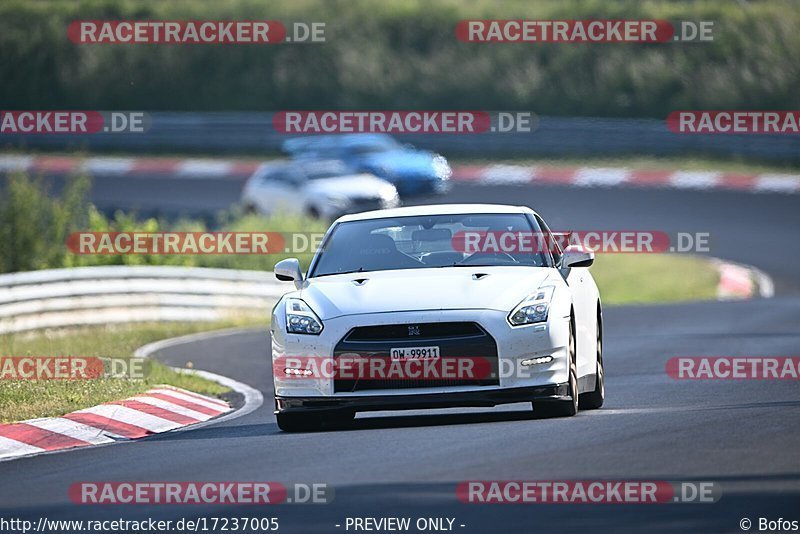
[284,367,314,377]
[520,356,553,366]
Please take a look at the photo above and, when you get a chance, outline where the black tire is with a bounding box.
[276,410,354,432]
[535,316,579,418]
[580,307,605,410]
[327,410,355,430]
[276,412,323,432]
[306,206,321,219]
[243,203,258,215]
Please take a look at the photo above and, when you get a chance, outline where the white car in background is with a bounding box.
[270,204,604,431]
[241,159,400,220]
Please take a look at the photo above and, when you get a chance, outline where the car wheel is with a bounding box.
[306,206,321,219]
[328,410,355,429]
[580,308,605,410]
[535,316,579,418]
[276,412,323,432]
[243,203,258,215]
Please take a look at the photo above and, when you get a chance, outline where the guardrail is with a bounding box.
[4,112,799,162]
[0,266,292,334]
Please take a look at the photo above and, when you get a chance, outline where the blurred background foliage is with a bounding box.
[0,0,797,118]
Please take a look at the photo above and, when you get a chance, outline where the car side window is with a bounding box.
[259,168,282,183]
[268,168,296,185]
[535,214,562,266]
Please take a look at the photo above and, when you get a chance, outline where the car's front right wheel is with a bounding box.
[276,410,354,432]
[276,412,323,432]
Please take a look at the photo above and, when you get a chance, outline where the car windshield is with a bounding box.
[309,213,549,277]
[346,142,394,155]
[301,161,351,180]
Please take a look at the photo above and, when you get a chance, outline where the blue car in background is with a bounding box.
[282,134,452,197]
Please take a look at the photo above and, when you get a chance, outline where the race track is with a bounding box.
[1,178,798,533]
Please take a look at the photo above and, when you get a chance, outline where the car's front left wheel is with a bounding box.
[579,307,605,410]
[535,316,579,418]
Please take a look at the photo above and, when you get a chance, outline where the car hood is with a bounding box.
[305,174,395,197]
[359,151,438,175]
[299,267,556,319]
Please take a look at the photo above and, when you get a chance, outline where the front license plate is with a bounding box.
[390,346,440,361]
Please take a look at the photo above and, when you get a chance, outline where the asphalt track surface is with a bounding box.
[1,174,799,533]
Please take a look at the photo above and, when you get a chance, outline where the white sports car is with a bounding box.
[270,204,604,431]
[241,159,399,220]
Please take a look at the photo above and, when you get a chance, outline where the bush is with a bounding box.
[0,173,90,273]
[0,172,327,274]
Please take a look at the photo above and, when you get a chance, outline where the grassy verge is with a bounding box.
[0,319,266,423]
[592,253,719,305]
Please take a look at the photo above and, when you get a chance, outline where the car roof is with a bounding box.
[293,159,349,172]
[254,158,349,173]
[283,134,396,153]
[336,204,537,223]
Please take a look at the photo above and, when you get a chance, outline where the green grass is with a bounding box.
[592,253,719,305]
[0,319,266,423]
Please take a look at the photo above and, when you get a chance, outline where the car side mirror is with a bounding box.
[275,258,304,288]
[561,245,594,268]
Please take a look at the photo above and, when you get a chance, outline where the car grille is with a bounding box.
[333,322,499,393]
[345,322,484,341]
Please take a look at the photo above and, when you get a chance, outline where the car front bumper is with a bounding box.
[271,308,571,409]
[275,383,570,414]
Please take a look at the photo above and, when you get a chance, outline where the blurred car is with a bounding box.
[282,134,452,197]
[241,159,400,220]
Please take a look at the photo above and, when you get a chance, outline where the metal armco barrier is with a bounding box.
[3,112,799,162]
[0,266,292,334]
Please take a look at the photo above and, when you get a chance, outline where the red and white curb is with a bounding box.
[2,155,799,194]
[0,386,230,461]
[454,164,800,194]
[0,328,264,463]
[713,259,775,301]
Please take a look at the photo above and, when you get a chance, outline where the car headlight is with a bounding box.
[380,187,400,205]
[286,298,323,335]
[508,286,555,326]
[432,155,452,179]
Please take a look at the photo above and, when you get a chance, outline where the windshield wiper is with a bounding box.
[314,267,370,277]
